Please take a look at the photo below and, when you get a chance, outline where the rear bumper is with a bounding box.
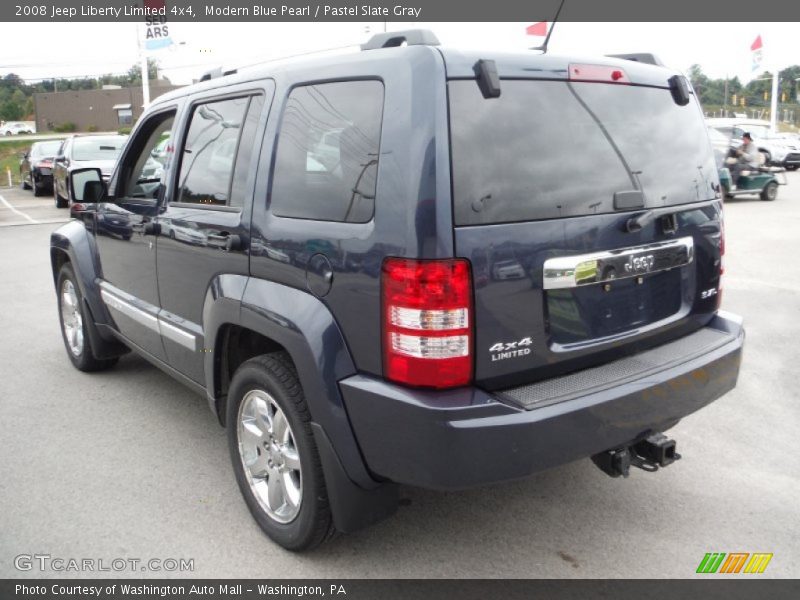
[341,312,744,490]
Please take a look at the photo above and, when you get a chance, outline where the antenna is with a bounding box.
[530,0,567,54]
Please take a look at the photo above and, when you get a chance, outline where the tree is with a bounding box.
[0,99,23,120]
[125,58,159,86]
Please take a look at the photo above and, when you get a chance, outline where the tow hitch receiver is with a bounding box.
[592,433,682,478]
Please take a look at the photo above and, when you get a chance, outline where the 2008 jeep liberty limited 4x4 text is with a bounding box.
[51,31,744,550]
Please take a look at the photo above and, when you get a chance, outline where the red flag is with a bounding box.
[526,22,548,36]
[750,35,763,51]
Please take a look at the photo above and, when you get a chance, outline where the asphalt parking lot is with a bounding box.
[1,175,798,579]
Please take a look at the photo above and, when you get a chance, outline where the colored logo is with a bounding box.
[696,552,773,574]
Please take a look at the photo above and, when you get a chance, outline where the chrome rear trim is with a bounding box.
[543,236,694,290]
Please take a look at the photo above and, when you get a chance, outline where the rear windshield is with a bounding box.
[72,136,126,161]
[449,80,717,226]
[30,141,62,157]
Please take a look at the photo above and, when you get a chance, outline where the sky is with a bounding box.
[1,22,798,86]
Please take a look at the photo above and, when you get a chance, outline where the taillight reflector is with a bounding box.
[382,258,473,389]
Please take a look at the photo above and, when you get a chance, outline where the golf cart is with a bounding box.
[719,154,787,202]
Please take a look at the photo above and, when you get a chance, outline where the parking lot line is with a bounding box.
[0,193,40,224]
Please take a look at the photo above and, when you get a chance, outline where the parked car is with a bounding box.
[0,121,34,135]
[50,30,743,551]
[706,125,730,168]
[706,117,798,169]
[52,134,128,208]
[19,140,62,196]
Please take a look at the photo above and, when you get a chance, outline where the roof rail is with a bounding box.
[198,67,239,82]
[606,53,664,66]
[361,29,440,51]
[199,67,223,82]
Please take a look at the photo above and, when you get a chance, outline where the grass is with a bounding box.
[0,137,65,187]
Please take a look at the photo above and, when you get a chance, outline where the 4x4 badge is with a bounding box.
[490,337,533,361]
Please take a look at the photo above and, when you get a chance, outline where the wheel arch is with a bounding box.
[202,276,377,490]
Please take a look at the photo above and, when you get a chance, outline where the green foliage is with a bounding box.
[0,99,23,120]
[53,122,77,133]
[117,126,132,135]
[688,64,800,111]
[87,125,99,132]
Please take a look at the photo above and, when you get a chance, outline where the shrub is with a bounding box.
[53,122,77,133]
[87,125,99,132]
[118,126,132,135]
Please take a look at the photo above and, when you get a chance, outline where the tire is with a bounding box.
[786,165,798,171]
[226,353,335,551]
[760,181,778,202]
[32,175,45,197]
[21,173,31,190]
[56,263,119,372]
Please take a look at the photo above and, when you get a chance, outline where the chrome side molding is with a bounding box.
[543,236,694,290]
[100,281,199,352]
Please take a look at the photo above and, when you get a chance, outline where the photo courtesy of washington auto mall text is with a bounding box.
[1,0,800,599]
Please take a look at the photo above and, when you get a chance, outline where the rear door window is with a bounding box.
[269,80,384,223]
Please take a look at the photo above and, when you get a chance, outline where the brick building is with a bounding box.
[33,82,182,132]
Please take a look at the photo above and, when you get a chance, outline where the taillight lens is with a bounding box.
[382,258,473,389]
[569,64,629,83]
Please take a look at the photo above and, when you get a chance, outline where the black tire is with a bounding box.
[760,181,778,202]
[21,174,31,190]
[56,263,118,372]
[226,353,335,551]
[786,165,798,171]
[32,178,44,197]
[55,184,67,208]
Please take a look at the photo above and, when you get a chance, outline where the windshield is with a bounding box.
[30,141,62,157]
[72,136,126,161]
[450,80,718,225]
[745,125,770,138]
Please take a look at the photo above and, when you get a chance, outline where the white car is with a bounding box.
[706,118,798,169]
[492,259,526,281]
[0,122,34,136]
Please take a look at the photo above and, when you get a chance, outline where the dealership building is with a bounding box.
[33,81,182,132]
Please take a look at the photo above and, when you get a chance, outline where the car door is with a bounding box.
[53,138,70,200]
[95,106,178,360]
[155,84,272,383]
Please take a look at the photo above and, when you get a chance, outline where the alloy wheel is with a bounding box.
[60,279,84,356]
[237,389,302,523]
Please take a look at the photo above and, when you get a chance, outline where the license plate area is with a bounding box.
[546,269,683,345]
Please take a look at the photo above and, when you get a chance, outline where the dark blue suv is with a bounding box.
[50,31,744,550]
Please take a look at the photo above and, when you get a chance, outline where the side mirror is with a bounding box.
[70,168,107,204]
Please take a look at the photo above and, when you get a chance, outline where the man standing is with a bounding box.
[731,132,760,186]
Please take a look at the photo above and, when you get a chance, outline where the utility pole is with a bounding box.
[723,75,729,117]
[769,69,779,133]
[137,24,150,108]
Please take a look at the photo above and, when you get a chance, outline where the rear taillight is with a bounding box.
[382,258,473,389]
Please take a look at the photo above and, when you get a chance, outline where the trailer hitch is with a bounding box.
[592,433,682,478]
